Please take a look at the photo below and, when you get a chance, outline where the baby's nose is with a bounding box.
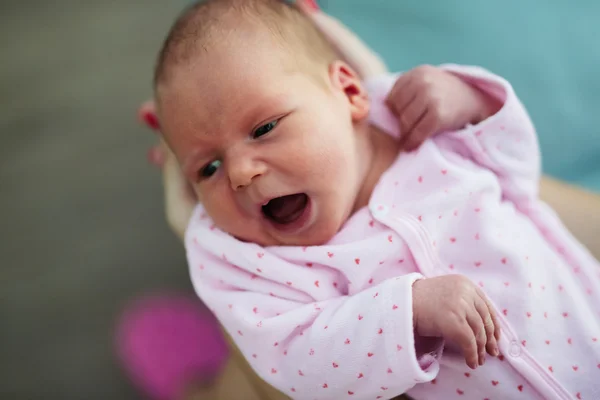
[228,157,266,191]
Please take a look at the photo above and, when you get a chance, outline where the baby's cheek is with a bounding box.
[207,207,243,237]
[203,195,262,241]
[194,186,204,203]
[200,189,231,225]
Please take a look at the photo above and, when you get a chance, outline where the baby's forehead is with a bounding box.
[157,46,303,126]
[155,0,337,91]
[158,32,320,103]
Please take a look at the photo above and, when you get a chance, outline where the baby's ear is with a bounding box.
[328,61,370,122]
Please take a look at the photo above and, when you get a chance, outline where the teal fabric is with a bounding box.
[321,0,600,191]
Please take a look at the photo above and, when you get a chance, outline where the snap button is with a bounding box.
[509,340,521,357]
[371,204,389,218]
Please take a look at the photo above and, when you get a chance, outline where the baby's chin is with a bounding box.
[233,220,341,248]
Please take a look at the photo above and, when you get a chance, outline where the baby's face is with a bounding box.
[158,35,368,246]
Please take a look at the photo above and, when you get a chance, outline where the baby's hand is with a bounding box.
[412,275,501,369]
[386,65,500,151]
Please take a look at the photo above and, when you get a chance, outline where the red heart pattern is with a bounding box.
[185,99,600,400]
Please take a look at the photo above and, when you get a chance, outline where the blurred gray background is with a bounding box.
[2,0,599,399]
[0,2,191,399]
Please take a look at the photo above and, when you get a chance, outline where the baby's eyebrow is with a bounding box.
[241,93,291,125]
[181,93,291,171]
[183,147,211,173]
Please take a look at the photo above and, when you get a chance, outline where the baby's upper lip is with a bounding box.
[242,187,274,214]
[256,194,282,210]
[252,194,280,216]
[254,192,304,217]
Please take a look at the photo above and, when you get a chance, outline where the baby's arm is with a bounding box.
[190,265,437,399]
[189,250,501,398]
[375,65,540,204]
[383,65,503,151]
[437,64,541,204]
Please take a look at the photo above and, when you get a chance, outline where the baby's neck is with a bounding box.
[351,123,401,213]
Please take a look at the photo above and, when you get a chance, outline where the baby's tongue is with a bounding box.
[264,194,307,224]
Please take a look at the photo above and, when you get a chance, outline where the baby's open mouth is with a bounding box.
[262,193,309,225]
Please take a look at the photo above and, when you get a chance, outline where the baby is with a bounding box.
[154,0,600,399]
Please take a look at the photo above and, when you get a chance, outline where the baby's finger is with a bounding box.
[446,318,479,369]
[138,100,160,131]
[398,93,427,141]
[474,296,498,357]
[466,309,487,366]
[403,110,437,151]
[386,76,415,117]
[476,287,501,342]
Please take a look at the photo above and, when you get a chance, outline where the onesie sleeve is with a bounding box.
[436,64,542,205]
[186,236,441,399]
[364,72,402,139]
[365,66,541,205]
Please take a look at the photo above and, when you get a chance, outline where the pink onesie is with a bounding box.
[185,65,600,400]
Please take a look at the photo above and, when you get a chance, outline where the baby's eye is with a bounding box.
[200,160,222,179]
[253,120,278,139]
